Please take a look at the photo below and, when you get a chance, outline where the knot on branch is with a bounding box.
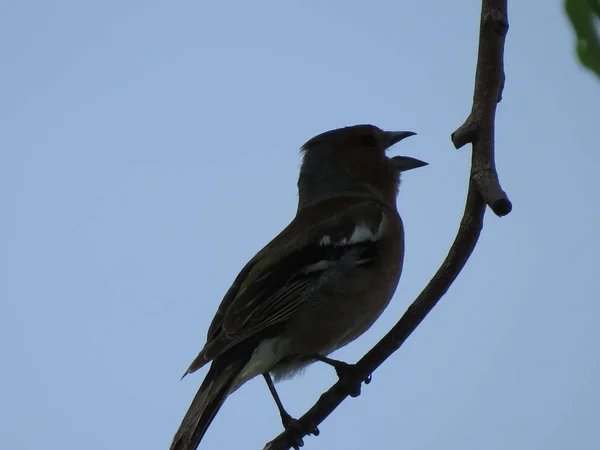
[451,118,479,149]
[471,169,512,216]
[484,8,509,37]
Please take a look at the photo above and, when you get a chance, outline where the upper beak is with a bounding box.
[384,130,417,149]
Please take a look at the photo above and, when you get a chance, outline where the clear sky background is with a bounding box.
[2,1,599,449]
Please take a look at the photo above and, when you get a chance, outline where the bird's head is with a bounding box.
[298,124,427,208]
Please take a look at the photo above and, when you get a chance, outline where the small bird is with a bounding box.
[170,124,427,450]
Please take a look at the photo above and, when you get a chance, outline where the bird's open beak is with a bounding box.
[384,131,428,171]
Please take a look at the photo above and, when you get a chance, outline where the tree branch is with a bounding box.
[263,1,511,448]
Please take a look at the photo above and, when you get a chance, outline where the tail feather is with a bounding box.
[170,357,247,450]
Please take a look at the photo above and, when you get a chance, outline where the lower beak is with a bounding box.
[390,155,428,172]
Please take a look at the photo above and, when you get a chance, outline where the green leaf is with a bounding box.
[565,0,600,79]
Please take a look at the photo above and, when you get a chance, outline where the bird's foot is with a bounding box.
[334,361,372,397]
[281,413,319,450]
[313,355,371,398]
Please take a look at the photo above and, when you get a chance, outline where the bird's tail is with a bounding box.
[170,357,247,450]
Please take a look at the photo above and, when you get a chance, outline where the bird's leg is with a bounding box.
[263,373,319,449]
[263,373,295,429]
[313,354,372,398]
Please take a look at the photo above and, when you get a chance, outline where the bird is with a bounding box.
[170,124,427,450]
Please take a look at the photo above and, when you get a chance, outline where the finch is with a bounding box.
[170,124,427,450]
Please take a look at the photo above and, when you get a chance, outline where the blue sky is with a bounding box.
[2,1,599,449]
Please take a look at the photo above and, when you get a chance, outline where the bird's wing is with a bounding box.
[184,197,393,374]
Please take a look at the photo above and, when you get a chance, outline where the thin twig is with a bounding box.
[263,1,511,448]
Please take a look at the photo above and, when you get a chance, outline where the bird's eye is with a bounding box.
[360,135,378,147]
